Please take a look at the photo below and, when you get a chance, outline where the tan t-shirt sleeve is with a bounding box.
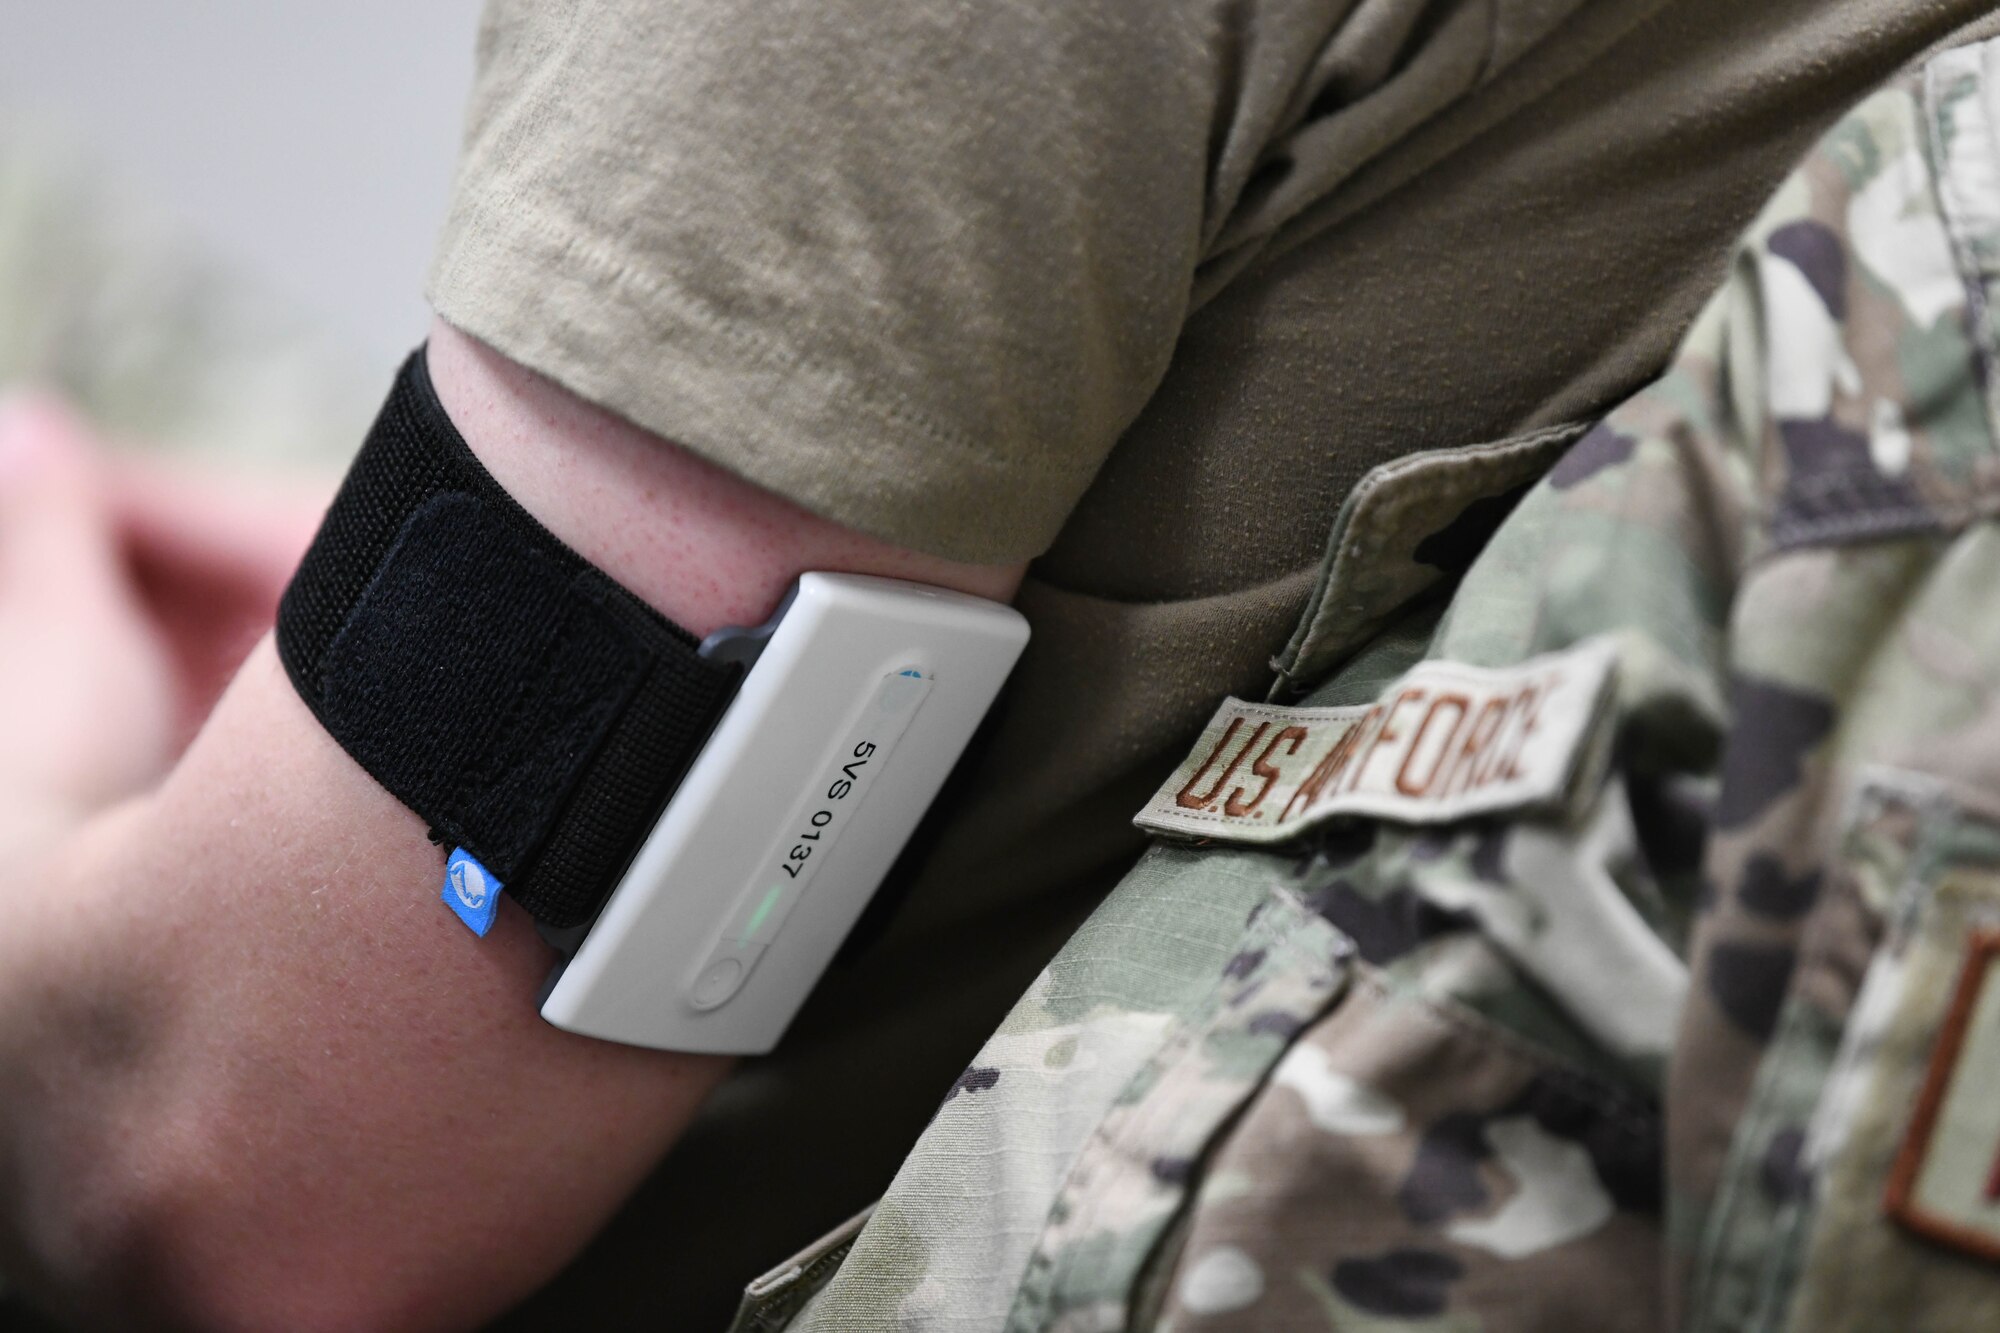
[428,0,1569,563]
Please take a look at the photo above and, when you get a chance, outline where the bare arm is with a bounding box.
[0,318,1024,1331]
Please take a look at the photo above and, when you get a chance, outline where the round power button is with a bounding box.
[690,957,746,1010]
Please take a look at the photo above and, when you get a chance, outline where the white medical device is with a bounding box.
[537,573,1028,1054]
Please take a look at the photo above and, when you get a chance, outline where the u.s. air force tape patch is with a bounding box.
[1135,639,1619,845]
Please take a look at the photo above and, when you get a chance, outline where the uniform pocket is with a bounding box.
[990,793,1675,1332]
[1003,880,1357,1331]
[1150,968,1665,1332]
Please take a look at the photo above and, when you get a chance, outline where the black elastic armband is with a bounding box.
[276,349,742,930]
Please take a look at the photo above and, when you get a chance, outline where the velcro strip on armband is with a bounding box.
[277,349,742,929]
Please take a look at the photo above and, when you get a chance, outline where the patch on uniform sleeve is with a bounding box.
[1136,640,1617,845]
[1886,929,2000,1262]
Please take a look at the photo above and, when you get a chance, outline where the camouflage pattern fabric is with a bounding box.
[733,33,2000,1333]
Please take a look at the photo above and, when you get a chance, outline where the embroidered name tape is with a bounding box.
[1136,639,1618,844]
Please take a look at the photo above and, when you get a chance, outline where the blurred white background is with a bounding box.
[1,0,487,368]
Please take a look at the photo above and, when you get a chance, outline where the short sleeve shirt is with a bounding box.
[431,1,2000,1325]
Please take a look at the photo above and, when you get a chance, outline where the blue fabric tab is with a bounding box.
[443,847,503,936]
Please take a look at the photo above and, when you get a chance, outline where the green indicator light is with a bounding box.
[745,884,786,939]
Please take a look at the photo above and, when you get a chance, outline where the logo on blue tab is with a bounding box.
[443,848,502,936]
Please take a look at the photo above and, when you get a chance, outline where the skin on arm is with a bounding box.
[0,316,1025,1332]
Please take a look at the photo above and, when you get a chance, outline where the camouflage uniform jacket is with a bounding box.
[732,35,2000,1333]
